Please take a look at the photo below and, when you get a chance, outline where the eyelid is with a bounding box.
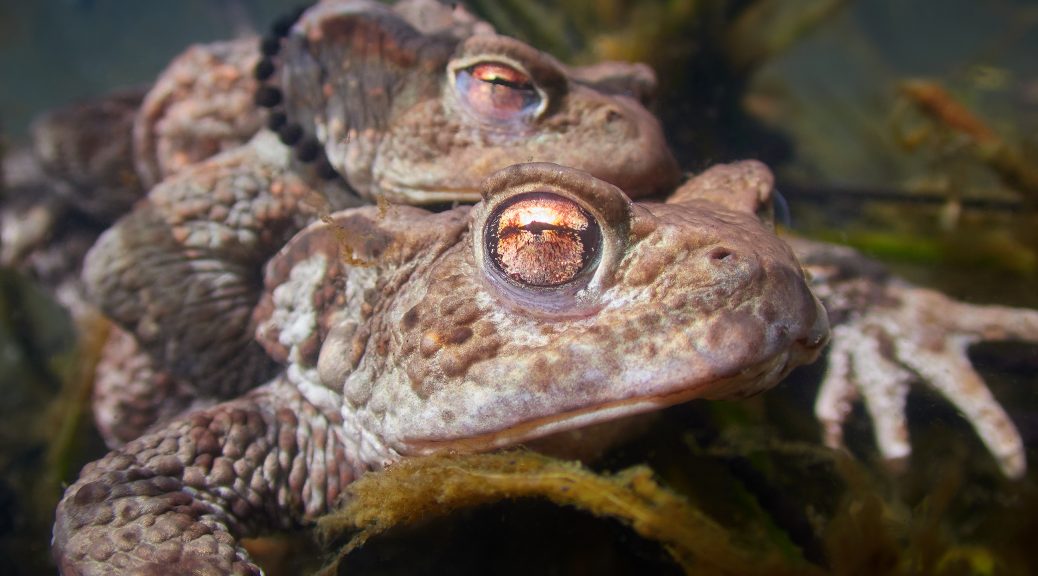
[480,164,633,236]
[452,34,568,93]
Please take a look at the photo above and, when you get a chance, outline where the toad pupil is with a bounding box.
[487,194,601,287]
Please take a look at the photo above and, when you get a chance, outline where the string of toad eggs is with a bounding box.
[252,2,343,183]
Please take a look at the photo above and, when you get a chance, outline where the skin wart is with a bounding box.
[54,162,827,575]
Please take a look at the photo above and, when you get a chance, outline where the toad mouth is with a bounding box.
[399,347,802,456]
[379,180,483,204]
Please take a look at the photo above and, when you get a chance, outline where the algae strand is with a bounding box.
[900,80,1038,201]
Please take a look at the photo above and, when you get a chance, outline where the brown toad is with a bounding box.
[78,0,679,444]
[11,4,1029,541]
[54,162,828,575]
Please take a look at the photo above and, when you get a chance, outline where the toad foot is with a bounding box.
[793,238,1036,478]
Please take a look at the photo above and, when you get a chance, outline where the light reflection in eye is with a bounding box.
[500,203,587,229]
[486,193,600,287]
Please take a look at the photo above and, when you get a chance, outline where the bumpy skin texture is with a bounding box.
[83,0,680,445]
[788,237,1038,478]
[85,133,358,405]
[1,150,95,315]
[11,0,1033,484]
[2,39,275,446]
[330,166,826,456]
[32,87,147,222]
[54,376,353,576]
[1,38,267,327]
[134,38,266,189]
[56,163,827,574]
[92,327,203,447]
[1,88,145,320]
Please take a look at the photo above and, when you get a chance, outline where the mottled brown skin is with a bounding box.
[55,163,827,574]
[54,376,350,576]
[0,38,269,331]
[83,0,680,445]
[1,90,144,258]
[85,133,355,407]
[134,38,266,189]
[92,326,205,447]
[2,35,266,292]
[668,162,1032,476]
[1,150,93,308]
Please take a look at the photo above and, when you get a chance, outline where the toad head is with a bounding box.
[258,0,680,203]
[256,162,829,462]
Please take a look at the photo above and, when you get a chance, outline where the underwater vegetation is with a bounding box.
[318,450,821,576]
[0,228,109,574]
[311,406,1038,575]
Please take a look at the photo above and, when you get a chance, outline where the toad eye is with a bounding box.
[455,62,542,123]
[485,193,601,287]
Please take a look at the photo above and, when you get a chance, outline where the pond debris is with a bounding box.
[689,416,1034,576]
[819,450,1011,576]
[899,80,1038,202]
[315,450,823,576]
[319,213,375,268]
[44,308,110,487]
[0,263,109,573]
[300,187,377,268]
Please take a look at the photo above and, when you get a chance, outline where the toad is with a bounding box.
[1,89,147,320]
[14,2,1032,538]
[53,162,828,575]
[79,0,679,444]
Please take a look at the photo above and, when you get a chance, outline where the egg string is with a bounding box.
[252,2,342,182]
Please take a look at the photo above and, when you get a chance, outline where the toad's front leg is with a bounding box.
[789,237,1038,478]
[83,132,358,415]
[53,376,356,575]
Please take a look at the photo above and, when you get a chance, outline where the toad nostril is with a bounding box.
[604,108,622,123]
[708,247,733,262]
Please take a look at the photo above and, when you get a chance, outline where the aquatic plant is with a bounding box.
[316,450,823,576]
